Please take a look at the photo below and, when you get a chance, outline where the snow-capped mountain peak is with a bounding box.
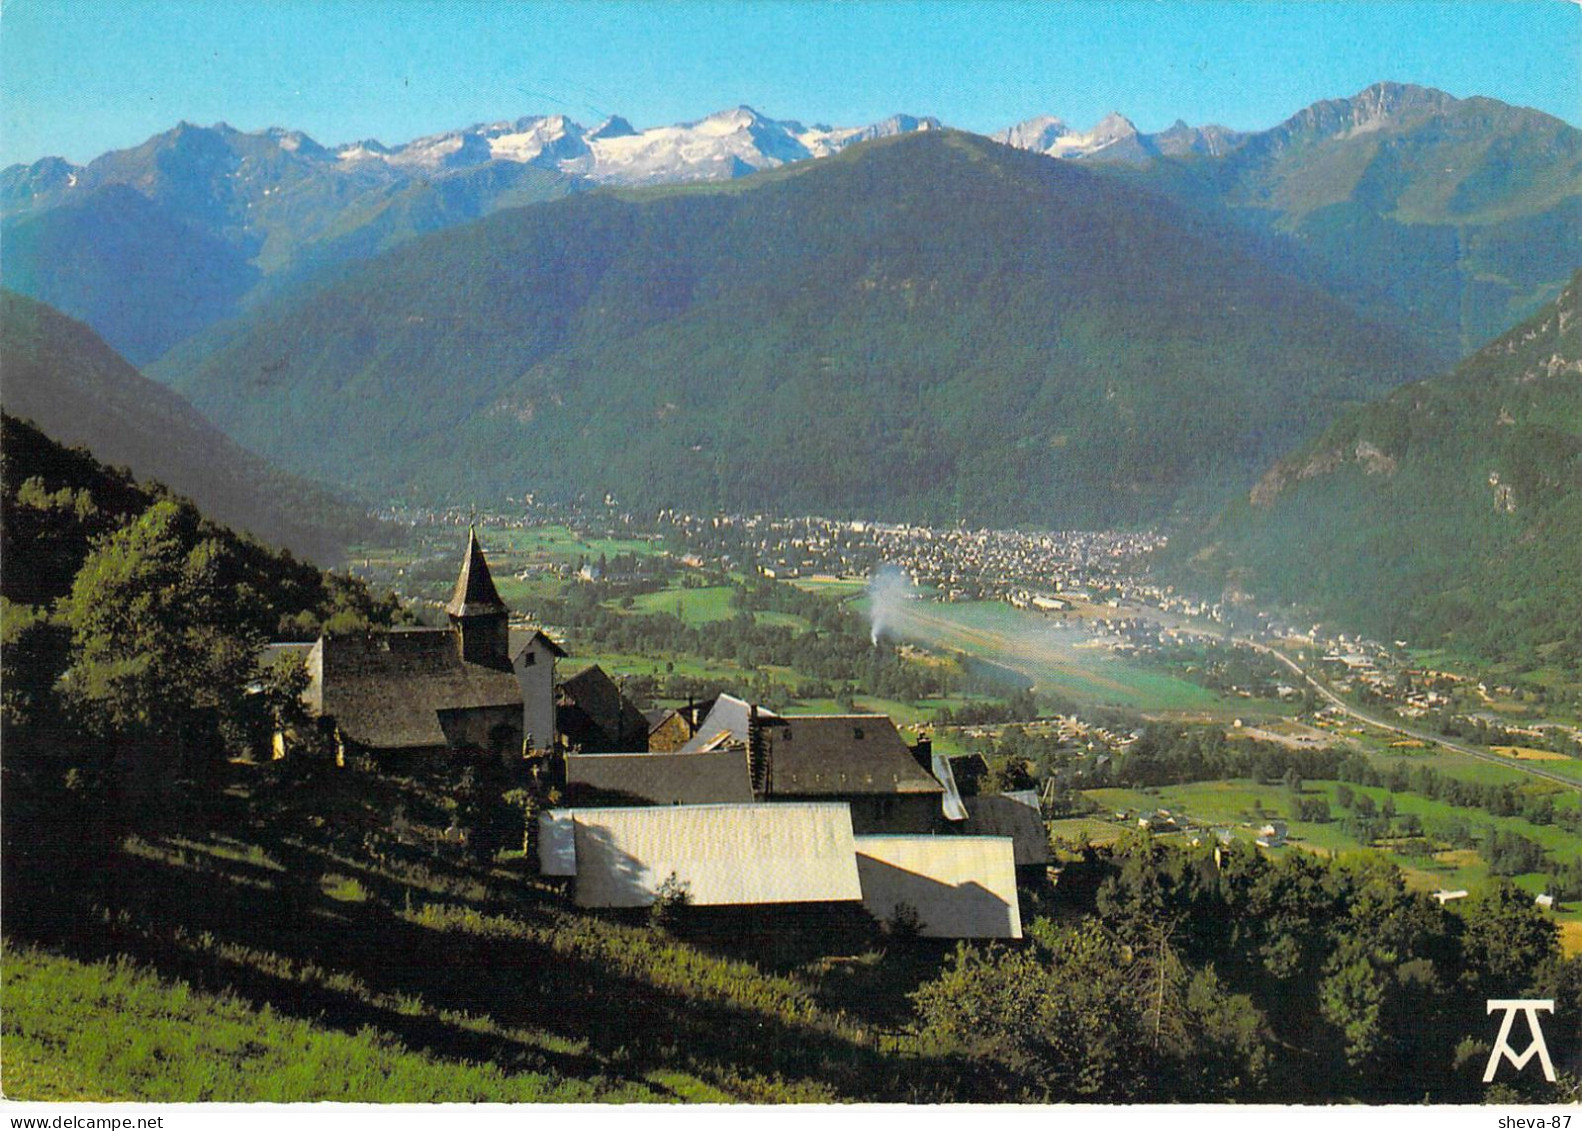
[311,105,936,185]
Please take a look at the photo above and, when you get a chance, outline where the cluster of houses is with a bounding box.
[272,532,1049,939]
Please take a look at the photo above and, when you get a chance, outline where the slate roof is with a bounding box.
[854,835,1022,938]
[962,792,1051,865]
[570,802,864,908]
[557,664,650,751]
[446,528,508,618]
[564,748,755,806]
[945,753,991,793]
[765,715,942,797]
[678,693,781,753]
[310,628,521,750]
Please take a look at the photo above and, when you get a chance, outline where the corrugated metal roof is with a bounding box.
[962,793,1051,866]
[854,835,1022,939]
[538,808,576,876]
[564,748,754,806]
[572,802,863,908]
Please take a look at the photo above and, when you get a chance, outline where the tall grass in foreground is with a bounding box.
[0,942,668,1103]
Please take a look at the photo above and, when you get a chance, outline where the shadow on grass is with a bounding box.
[4,768,1011,1103]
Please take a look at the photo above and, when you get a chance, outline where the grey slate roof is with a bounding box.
[310,628,521,750]
[766,715,942,798]
[557,664,649,752]
[564,748,755,806]
[509,626,568,659]
[961,792,1051,865]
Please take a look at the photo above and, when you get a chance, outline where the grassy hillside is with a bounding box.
[1,291,382,563]
[1173,270,1582,668]
[2,943,677,1102]
[153,130,1434,528]
[0,761,959,1103]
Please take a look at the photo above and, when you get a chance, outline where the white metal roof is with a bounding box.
[538,808,577,876]
[854,835,1022,939]
[571,802,863,908]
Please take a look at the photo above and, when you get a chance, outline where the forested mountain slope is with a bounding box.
[1172,271,1582,667]
[153,131,1434,528]
[1,291,380,562]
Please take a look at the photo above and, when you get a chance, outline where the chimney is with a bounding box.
[747,704,770,798]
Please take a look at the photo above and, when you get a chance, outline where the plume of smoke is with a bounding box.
[864,564,1122,704]
[866,564,917,646]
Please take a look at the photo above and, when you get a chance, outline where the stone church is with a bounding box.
[295,530,562,765]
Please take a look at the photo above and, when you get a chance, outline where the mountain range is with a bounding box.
[149,130,1432,528]
[0,291,377,562]
[2,81,1579,580]
[4,84,1576,364]
[1172,271,1582,667]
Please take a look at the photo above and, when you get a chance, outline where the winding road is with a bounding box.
[1244,640,1582,793]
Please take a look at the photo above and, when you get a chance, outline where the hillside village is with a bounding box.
[275,531,1046,939]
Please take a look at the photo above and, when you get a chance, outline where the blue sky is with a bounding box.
[2,0,1578,167]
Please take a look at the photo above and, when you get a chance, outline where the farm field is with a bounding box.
[1046,817,1127,847]
[788,576,869,600]
[477,524,665,563]
[615,583,812,634]
[1493,745,1571,762]
[627,585,740,625]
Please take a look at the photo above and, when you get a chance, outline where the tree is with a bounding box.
[0,598,71,734]
[911,918,1270,1101]
[59,501,265,759]
[1459,881,1560,997]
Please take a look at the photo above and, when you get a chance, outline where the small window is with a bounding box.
[853,726,864,740]
[521,652,536,666]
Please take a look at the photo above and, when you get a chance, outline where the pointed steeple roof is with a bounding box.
[446,527,508,618]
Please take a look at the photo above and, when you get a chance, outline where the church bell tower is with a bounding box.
[446,527,511,668]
